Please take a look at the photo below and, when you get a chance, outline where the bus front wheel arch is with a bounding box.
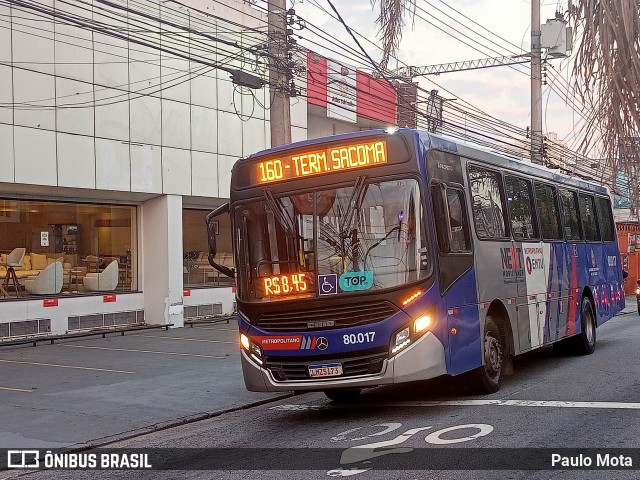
[465,315,504,394]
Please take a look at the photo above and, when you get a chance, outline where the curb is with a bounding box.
[70,392,296,451]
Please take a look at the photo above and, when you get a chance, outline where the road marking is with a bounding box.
[59,344,226,358]
[131,334,235,344]
[0,359,135,374]
[272,399,640,411]
[0,386,33,393]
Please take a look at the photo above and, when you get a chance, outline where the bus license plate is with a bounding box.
[308,363,343,378]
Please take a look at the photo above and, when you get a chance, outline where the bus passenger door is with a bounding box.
[429,181,479,374]
[504,175,545,351]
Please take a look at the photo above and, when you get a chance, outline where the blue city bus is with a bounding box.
[206,128,625,401]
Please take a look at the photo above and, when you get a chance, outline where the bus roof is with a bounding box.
[241,128,610,196]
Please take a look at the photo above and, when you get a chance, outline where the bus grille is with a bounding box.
[254,301,398,331]
[266,348,388,381]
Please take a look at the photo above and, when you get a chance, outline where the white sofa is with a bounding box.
[24,261,64,295]
[83,260,119,291]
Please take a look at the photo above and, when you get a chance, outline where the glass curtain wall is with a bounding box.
[0,199,136,296]
[183,209,234,287]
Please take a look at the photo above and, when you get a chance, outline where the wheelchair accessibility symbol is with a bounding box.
[318,274,338,295]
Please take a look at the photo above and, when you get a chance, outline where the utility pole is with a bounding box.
[531,0,543,165]
[268,0,291,147]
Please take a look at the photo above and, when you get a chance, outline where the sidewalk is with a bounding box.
[0,319,291,449]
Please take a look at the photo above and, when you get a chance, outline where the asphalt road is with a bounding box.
[3,309,640,480]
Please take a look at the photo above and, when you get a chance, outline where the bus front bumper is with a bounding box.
[241,331,447,392]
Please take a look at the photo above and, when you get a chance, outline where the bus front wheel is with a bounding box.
[572,297,596,355]
[467,316,503,394]
[324,389,362,403]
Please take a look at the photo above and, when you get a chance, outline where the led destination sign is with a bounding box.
[256,140,388,185]
[259,272,312,298]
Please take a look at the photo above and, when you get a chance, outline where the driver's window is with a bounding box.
[431,184,471,253]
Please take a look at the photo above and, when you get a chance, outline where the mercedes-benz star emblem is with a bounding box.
[316,337,328,350]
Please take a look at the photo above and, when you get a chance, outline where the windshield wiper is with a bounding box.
[263,187,296,237]
[338,174,367,238]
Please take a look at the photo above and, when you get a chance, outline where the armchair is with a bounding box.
[83,260,119,291]
[24,261,64,295]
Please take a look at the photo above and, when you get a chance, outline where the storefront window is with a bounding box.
[0,199,136,297]
[183,209,234,288]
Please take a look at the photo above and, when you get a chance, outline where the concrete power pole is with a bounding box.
[531,0,543,165]
[268,0,291,147]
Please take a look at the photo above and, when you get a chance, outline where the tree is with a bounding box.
[371,0,416,69]
[570,1,640,215]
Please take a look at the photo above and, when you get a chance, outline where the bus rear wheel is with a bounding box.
[572,297,596,355]
[467,316,503,394]
[324,389,362,403]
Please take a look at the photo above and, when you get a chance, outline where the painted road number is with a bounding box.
[309,363,343,378]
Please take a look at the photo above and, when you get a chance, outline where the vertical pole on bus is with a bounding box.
[530,0,543,165]
[268,0,292,147]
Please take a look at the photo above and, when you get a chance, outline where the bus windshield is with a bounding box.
[234,177,431,302]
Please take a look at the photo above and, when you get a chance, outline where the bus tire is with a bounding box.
[324,389,362,403]
[572,297,596,355]
[467,316,503,394]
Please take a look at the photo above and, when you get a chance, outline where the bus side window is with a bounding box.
[505,175,537,240]
[595,196,615,242]
[467,165,508,239]
[559,189,583,241]
[446,188,471,252]
[579,193,600,241]
[534,182,562,240]
[430,184,449,252]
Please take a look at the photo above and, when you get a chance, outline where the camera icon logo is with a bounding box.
[7,450,40,469]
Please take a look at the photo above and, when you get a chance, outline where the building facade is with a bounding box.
[0,0,398,339]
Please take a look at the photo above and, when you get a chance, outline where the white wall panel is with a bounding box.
[95,138,130,191]
[94,32,129,141]
[55,73,95,137]
[242,117,266,157]
[95,99,130,141]
[217,154,237,198]
[130,96,162,145]
[190,72,217,109]
[0,4,10,60]
[162,146,191,195]
[0,124,14,183]
[14,126,56,186]
[12,69,56,130]
[291,94,308,129]
[191,105,217,153]
[0,65,12,124]
[129,47,162,146]
[131,144,162,193]
[191,151,218,197]
[57,132,96,189]
[162,99,190,150]
[216,77,236,114]
[160,58,191,104]
[291,125,307,144]
[217,110,243,157]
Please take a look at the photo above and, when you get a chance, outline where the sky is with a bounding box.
[290,0,587,154]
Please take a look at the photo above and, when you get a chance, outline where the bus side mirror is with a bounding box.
[622,270,628,279]
[205,203,235,279]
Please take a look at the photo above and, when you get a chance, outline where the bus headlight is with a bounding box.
[390,310,435,356]
[391,327,411,355]
[241,334,264,365]
[413,315,432,333]
[250,343,263,364]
